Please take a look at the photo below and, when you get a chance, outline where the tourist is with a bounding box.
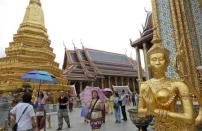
[35,91,48,130]
[138,44,197,130]
[131,92,136,106]
[113,92,121,123]
[126,94,131,106]
[57,90,70,131]
[44,92,53,129]
[108,95,114,114]
[80,104,89,123]
[68,96,73,112]
[10,92,38,131]
[89,90,104,131]
[119,90,127,121]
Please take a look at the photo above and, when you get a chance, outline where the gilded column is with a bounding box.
[135,47,143,86]
[151,0,161,42]
[143,43,150,80]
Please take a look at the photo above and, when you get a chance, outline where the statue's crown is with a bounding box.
[147,39,169,58]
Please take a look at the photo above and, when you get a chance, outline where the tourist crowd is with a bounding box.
[7,84,138,131]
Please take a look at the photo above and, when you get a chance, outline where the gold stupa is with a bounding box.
[0,0,68,95]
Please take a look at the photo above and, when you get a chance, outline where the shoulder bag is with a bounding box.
[86,99,98,120]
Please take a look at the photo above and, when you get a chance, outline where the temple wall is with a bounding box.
[152,0,201,89]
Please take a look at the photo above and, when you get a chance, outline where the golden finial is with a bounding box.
[23,0,44,25]
[30,0,41,6]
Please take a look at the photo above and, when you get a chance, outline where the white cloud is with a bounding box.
[0,0,152,68]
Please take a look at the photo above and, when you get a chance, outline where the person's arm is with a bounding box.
[10,104,17,118]
[31,116,38,131]
[99,100,104,110]
[88,101,92,111]
[154,81,195,124]
[41,91,48,104]
[29,106,38,130]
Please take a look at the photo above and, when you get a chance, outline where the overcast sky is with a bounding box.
[0,0,151,68]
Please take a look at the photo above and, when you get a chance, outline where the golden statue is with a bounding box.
[138,42,201,131]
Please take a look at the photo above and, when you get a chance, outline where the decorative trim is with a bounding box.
[190,0,202,63]
[156,0,179,79]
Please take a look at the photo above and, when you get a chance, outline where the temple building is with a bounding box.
[62,47,139,94]
[131,12,153,84]
[0,0,67,96]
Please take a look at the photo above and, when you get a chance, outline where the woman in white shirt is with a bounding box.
[10,92,38,131]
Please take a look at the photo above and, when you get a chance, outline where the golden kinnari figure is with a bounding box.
[138,41,202,131]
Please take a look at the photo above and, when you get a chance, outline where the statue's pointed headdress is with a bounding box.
[147,38,170,62]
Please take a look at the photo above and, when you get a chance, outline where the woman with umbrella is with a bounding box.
[88,90,104,131]
[35,91,48,130]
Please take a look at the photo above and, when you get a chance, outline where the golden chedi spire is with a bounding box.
[0,0,68,95]
[23,0,44,26]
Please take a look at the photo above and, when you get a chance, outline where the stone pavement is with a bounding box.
[46,108,154,131]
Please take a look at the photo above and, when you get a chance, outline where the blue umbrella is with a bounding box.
[21,70,58,93]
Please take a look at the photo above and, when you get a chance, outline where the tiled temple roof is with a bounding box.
[63,48,138,81]
[131,12,153,48]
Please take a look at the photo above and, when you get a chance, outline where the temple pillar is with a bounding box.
[132,78,136,92]
[135,47,143,87]
[143,43,150,80]
[121,77,124,86]
[79,81,83,93]
[108,76,111,89]
[115,77,118,86]
[101,78,104,89]
[127,77,130,86]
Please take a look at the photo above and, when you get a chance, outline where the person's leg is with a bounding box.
[102,108,105,123]
[114,108,117,122]
[122,106,127,121]
[121,106,124,120]
[57,110,63,129]
[63,110,70,128]
[117,107,121,122]
[46,114,51,128]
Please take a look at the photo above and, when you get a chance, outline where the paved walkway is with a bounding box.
[46,108,154,131]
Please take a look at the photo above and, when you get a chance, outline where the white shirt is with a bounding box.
[10,103,35,131]
[120,94,126,106]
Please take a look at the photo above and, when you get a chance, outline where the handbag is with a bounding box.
[86,99,98,120]
[12,105,30,131]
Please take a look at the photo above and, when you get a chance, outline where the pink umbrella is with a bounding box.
[80,86,107,105]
